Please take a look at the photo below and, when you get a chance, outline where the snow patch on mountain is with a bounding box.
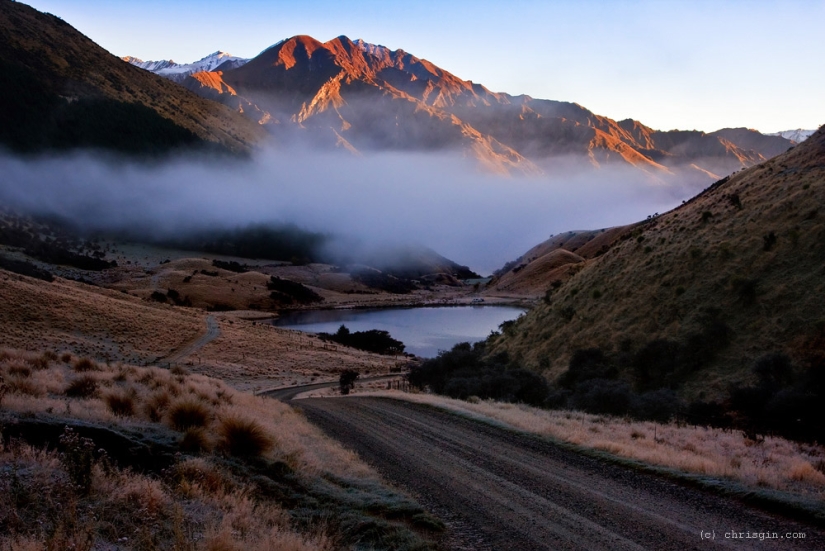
[123,51,249,80]
[767,129,816,143]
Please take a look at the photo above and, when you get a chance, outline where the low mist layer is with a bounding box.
[0,148,697,274]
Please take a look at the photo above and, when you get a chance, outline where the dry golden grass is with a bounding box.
[0,265,408,397]
[0,438,331,551]
[0,347,375,480]
[365,391,825,499]
[0,346,392,549]
[192,316,401,392]
[0,269,204,365]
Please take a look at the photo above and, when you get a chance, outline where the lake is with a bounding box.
[271,306,526,358]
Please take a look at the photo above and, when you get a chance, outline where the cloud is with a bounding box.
[0,147,694,274]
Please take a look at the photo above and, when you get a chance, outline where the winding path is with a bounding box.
[159,315,220,364]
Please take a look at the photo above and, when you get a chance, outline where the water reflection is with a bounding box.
[271,306,526,358]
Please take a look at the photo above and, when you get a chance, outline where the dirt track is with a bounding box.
[160,314,219,364]
[296,397,824,550]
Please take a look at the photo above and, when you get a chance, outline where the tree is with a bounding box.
[339,369,359,395]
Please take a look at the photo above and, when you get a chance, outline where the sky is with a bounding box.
[22,0,824,134]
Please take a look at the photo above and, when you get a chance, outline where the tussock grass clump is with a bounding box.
[5,376,45,397]
[104,391,135,417]
[170,364,189,376]
[65,375,99,398]
[218,416,274,458]
[180,427,212,453]
[167,398,212,431]
[72,357,98,372]
[143,390,171,422]
[6,361,32,378]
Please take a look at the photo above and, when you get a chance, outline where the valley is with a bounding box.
[1,0,824,549]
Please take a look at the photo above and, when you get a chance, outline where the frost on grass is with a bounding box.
[366,390,825,499]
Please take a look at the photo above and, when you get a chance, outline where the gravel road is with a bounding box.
[296,397,824,550]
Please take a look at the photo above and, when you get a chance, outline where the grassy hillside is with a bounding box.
[491,125,825,403]
[0,349,439,549]
[0,0,266,155]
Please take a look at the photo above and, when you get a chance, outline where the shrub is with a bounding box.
[752,352,794,387]
[632,389,681,422]
[559,348,616,389]
[212,259,247,273]
[105,391,135,417]
[150,291,167,303]
[339,369,359,395]
[267,276,323,303]
[731,277,758,306]
[167,399,212,431]
[570,379,634,416]
[763,231,777,251]
[218,416,274,458]
[65,375,99,398]
[322,326,405,355]
[59,427,96,496]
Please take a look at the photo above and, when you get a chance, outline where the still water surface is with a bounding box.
[272,306,526,358]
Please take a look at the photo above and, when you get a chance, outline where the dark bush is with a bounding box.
[632,389,681,422]
[410,342,549,406]
[212,259,247,273]
[570,379,633,416]
[267,276,323,304]
[321,325,405,356]
[633,339,682,390]
[752,352,794,387]
[339,369,360,395]
[763,231,777,251]
[150,291,167,303]
[559,348,616,389]
[0,256,54,281]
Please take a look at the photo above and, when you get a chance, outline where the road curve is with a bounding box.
[259,375,400,401]
[296,397,824,550]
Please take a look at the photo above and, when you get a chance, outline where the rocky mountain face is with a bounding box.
[0,1,265,155]
[487,124,825,399]
[131,35,795,180]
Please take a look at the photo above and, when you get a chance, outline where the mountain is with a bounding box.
[768,129,817,143]
[133,35,795,180]
[487,124,825,403]
[123,51,249,82]
[0,1,265,155]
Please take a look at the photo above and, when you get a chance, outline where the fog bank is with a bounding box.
[0,148,696,274]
